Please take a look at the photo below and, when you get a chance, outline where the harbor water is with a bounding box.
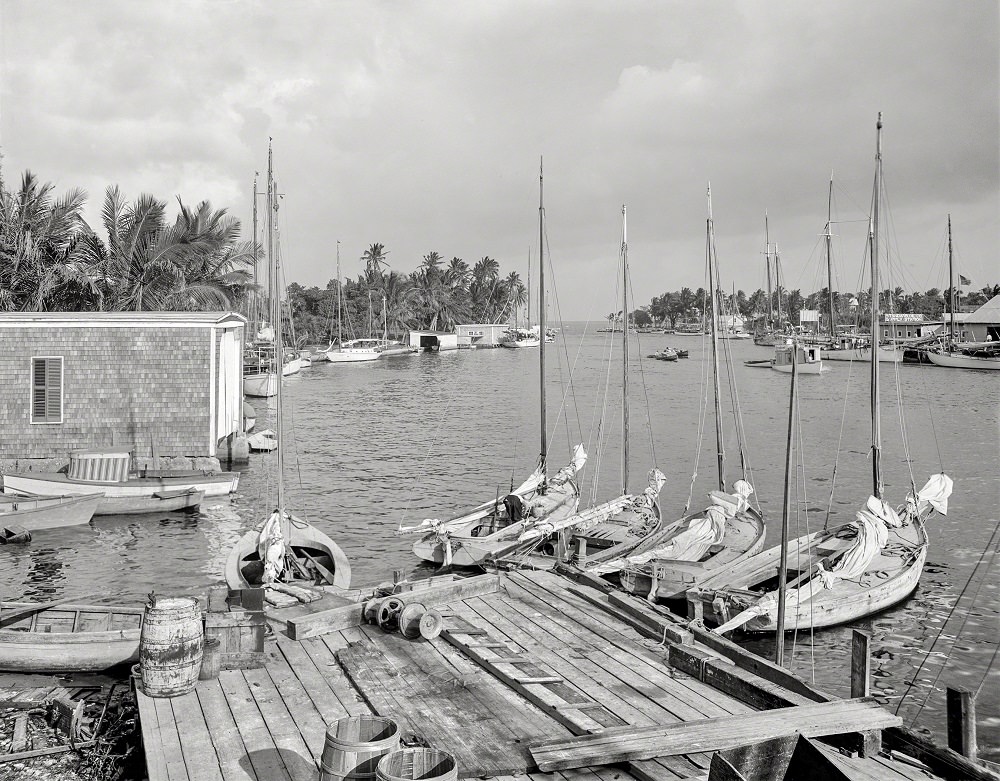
[1,328,997,758]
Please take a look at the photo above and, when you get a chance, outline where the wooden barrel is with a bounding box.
[139,596,204,698]
[320,716,400,781]
[376,748,457,781]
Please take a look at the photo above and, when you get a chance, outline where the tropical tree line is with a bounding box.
[634,284,999,330]
[0,170,530,344]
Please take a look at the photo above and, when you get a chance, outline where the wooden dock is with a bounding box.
[135,569,984,781]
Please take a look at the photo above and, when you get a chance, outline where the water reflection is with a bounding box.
[0,334,996,757]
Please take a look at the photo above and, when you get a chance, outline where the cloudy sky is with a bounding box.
[1,1,996,319]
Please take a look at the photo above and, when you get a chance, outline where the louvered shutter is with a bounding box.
[31,357,63,423]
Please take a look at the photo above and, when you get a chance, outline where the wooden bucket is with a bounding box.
[376,748,457,781]
[139,596,204,698]
[320,716,400,781]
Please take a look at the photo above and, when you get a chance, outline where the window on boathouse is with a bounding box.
[31,357,63,424]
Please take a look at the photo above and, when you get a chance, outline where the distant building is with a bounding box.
[0,311,245,461]
[408,330,460,351]
[960,295,1000,341]
[455,323,510,348]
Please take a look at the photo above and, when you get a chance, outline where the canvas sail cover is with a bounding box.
[258,510,286,583]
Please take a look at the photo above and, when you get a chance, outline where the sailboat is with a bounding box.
[690,115,953,633]
[226,142,351,611]
[816,174,902,364]
[491,205,667,570]
[243,176,280,398]
[925,217,1000,371]
[590,189,765,597]
[402,159,587,567]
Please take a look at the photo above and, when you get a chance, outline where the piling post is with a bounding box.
[946,686,977,761]
[851,630,871,698]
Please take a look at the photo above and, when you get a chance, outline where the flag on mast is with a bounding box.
[959,274,972,286]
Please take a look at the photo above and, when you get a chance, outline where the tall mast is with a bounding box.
[336,241,342,345]
[621,205,630,494]
[775,246,783,329]
[707,185,726,491]
[267,139,284,513]
[775,310,799,662]
[870,114,884,499]
[764,213,773,330]
[527,247,532,330]
[947,214,955,348]
[538,158,547,483]
[251,173,259,332]
[825,173,837,337]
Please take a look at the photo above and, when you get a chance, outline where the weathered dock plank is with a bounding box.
[529,698,902,771]
[218,671,294,781]
[135,689,171,781]
[196,678,258,781]
[168,691,225,781]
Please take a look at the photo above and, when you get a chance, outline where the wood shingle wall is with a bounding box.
[0,325,215,459]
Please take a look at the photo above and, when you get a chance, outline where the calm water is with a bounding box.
[1,327,997,757]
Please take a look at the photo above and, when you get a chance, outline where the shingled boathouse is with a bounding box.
[0,311,246,464]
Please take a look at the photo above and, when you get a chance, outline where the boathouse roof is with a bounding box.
[964,294,1000,323]
[0,311,246,328]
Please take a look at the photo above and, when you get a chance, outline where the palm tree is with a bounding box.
[0,170,93,311]
[471,256,501,321]
[361,243,390,290]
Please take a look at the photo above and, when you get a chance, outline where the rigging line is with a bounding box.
[909,536,1000,728]
[684,283,713,514]
[975,636,1000,699]
[795,388,817,684]
[625,273,658,469]
[543,229,587,450]
[824,359,855,531]
[897,518,1000,719]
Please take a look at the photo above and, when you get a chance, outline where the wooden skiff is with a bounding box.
[93,488,204,516]
[0,492,102,531]
[0,601,143,673]
[2,470,239,503]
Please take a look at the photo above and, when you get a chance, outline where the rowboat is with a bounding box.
[0,601,143,672]
[3,449,239,514]
[94,488,204,516]
[0,492,102,530]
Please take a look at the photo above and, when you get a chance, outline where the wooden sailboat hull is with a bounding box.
[822,345,903,363]
[0,602,143,673]
[617,507,766,599]
[771,361,827,374]
[925,350,1000,370]
[225,517,351,591]
[3,471,239,501]
[93,489,204,516]
[690,518,928,632]
[325,349,383,362]
[244,372,278,397]
[0,492,102,530]
[411,474,581,567]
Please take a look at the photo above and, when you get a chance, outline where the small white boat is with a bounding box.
[500,327,541,348]
[0,492,102,531]
[770,343,827,374]
[3,449,239,513]
[325,338,388,363]
[248,429,278,452]
[243,371,278,397]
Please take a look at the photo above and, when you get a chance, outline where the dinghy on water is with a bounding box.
[0,492,102,531]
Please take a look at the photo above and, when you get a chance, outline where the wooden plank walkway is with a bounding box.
[135,569,941,781]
